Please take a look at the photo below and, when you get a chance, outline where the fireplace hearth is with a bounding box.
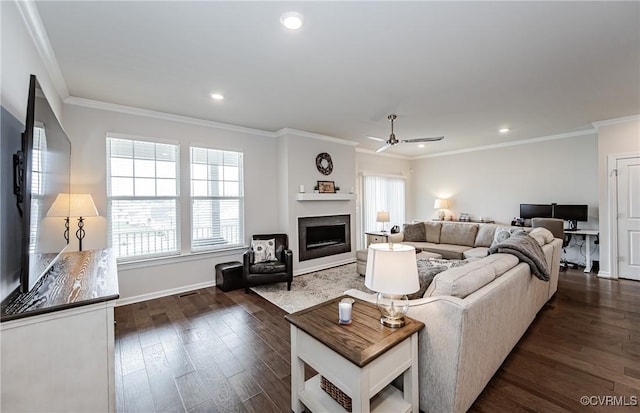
[298,215,351,261]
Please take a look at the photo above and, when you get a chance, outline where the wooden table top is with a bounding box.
[1,249,119,322]
[285,296,424,367]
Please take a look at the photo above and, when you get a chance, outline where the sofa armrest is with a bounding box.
[388,232,404,243]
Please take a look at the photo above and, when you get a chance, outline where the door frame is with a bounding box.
[607,152,640,280]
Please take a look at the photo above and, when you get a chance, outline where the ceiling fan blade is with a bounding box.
[376,143,391,153]
[400,136,445,143]
[367,136,386,142]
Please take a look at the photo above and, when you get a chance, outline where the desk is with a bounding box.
[565,229,599,273]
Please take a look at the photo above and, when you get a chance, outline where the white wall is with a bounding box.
[278,130,357,274]
[1,1,64,301]
[410,133,600,265]
[595,117,640,278]
[411,134,599,225]
[62,103,281,300]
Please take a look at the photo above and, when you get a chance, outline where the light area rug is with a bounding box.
[250,258,469,314]
[250,263,369,313]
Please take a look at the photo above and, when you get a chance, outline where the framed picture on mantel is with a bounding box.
[317,180,336,193]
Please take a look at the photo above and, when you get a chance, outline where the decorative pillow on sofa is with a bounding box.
[408,258,469,299]
[403,222,426,242]
[252,239,276,263]
[491,227,526,247]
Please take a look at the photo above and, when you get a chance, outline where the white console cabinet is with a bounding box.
[1,249,119,412]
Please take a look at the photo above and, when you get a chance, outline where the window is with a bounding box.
[106,137,179,260]
[190,147,244,251]
[361,174,405,244]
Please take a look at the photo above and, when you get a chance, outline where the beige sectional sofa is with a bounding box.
[388,221,522,260]
[347,226,562,413]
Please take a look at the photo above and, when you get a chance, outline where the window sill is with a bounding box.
[116,246,248,271]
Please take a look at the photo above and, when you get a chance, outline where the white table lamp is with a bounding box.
[365,243,419,328]
[376,211,390,233]
[47,193,98,251]
[434,198,449,220]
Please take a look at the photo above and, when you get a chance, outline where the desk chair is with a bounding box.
[531,218,570,271]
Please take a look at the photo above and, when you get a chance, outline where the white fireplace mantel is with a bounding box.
[296,193,356,201]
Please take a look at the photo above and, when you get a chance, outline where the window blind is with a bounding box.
[190,147,244,251]
[107,137,179,260]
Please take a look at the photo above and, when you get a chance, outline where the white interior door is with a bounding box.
[616,156,640,281]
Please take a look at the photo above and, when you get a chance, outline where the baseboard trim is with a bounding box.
[116,280,216,306]
[117,259,357,305]
[293,258,356,276]
[597,271,616,279]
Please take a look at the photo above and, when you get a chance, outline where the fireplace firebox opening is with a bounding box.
[298,215,351,261]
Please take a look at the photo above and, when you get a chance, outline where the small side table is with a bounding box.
[365,231,389,247]
[285,296,424,413]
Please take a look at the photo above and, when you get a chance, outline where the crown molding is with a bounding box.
[64,96,276,137]
[414,129,597,159]
[275,128,359,146]
[17,0,69,100]
[592,114,640,129]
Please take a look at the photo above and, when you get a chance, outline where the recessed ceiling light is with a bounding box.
[418,144,425,148]
[499,128,510,133]
[280,11,304,30]
[210,93,224,101]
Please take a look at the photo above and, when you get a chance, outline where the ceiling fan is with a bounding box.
[368,114,444,153]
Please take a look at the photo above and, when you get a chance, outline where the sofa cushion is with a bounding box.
[425,221,442,243]
[410,258,469,299]
[529,227,555,246]
[440,223,479,247]
[425,259,495,298]
[474,224,498,247]
[463,247,489,259]
[421,244,470,260]
[482,253,520,277]
[403,222,426,242]
[401,241,438,252]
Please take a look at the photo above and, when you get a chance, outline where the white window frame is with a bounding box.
[106,134,180,261]
[189,145,245,252]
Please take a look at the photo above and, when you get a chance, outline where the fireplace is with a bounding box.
[298,215,351,261]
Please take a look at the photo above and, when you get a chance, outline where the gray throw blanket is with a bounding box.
[488,233,550,281]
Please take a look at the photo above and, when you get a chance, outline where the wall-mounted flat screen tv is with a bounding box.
[6,75,71,296]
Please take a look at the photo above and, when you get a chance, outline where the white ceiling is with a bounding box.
[35,1,639,156]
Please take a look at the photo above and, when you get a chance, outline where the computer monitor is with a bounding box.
[519,204,553,220]
[553,204,588,230]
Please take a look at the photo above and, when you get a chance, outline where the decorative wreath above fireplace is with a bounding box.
[315,152,333,175]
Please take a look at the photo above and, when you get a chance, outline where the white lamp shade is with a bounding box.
[46,193,99,218]
[434,199,449,209]
[376,211,390,223]
[365,244,419,295]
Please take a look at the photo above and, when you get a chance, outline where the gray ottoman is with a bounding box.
[356,249,369,276]
[416,251,443,260]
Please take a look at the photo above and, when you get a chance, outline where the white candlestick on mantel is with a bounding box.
[299,185,305,193]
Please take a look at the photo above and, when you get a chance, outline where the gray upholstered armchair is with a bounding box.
[243,233,293,293]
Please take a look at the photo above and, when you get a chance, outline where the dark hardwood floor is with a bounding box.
[115,268,640,412]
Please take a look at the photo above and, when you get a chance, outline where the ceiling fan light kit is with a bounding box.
[369,114,444,153]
